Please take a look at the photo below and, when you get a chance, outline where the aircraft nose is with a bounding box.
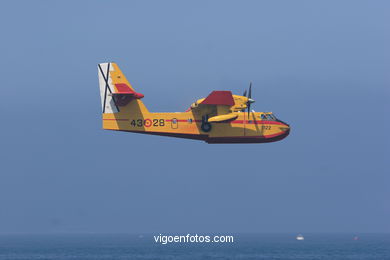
[279,123,290,132]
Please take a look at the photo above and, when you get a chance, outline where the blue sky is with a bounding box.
[0,0,388,233]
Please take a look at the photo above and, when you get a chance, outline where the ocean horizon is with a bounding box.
[0,233,388,259]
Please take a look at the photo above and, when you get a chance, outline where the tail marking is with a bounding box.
[98,63,120,113]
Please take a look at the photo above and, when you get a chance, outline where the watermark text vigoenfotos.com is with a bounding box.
[154,234,234,245]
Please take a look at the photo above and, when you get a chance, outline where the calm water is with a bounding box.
[0,234,389,260]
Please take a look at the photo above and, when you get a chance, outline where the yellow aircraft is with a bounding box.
[98,62,290,143]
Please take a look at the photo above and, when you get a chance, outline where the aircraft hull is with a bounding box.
[112,129,290,144]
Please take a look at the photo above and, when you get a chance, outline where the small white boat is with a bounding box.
[296,234,304,241]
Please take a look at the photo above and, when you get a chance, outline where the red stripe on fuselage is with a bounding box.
[165,119,284,125]
[103,119,129,121]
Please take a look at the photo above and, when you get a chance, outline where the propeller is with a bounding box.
[244,82,255,118]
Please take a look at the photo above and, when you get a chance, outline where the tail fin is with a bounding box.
[97,62,148,113]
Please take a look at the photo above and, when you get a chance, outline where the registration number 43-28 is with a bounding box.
[130,119,165,127]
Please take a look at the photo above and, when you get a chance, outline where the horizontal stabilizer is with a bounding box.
[208,113,238,123]
[113,83,144,99]
[109,83,144,106]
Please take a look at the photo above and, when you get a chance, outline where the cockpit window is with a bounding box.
[267,114,275,120]
[260,114,277,120]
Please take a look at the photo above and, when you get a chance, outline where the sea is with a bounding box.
[0,233,389,260]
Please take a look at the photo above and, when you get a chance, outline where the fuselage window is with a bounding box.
[261,114,267,120]
[266,114,274,120]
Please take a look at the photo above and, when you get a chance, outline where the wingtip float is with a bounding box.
[98,62,290,144]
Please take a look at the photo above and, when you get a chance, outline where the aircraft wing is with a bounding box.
[200,91,235,106]
[199,91,237,122]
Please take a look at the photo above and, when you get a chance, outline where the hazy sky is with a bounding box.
[0,0,388,234]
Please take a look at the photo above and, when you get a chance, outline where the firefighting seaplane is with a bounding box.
[98,62,290,144]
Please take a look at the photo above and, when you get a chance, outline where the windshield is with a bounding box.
[260,114,276,120]
[267,114,276,120]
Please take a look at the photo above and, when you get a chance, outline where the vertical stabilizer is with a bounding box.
[98,62,149,114]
